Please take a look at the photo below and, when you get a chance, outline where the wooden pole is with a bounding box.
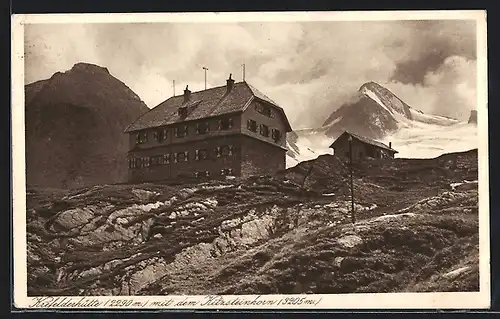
[242,64,246,81]
[172,80,175,96]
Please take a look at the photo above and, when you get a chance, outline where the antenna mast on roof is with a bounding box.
[241,63,246,81]
[172,80,176,96]
[202,67,208,90]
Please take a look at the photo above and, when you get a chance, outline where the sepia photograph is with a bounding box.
[11,11,489,309]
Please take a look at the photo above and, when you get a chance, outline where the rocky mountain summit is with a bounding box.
[25,63,149,189]
[27,149,479,296]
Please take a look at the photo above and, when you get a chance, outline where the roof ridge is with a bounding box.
[339,130,397,152]
[244,81,279,106]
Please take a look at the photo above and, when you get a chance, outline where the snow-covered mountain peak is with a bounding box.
[359,81,413,120]
[358,81,459,127]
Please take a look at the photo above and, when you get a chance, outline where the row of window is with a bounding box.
[194,168,233,178]
[246,119,282,142]
[129,145,235,168]
[135,117,234,144]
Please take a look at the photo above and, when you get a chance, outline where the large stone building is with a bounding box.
[329,131,398,161]
[124,75,292,183]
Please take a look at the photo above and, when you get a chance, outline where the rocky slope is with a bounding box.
[25,63,149,189]
[26,149,479,296]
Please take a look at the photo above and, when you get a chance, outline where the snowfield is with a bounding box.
[382,122,477,159]
[287,132,333,168]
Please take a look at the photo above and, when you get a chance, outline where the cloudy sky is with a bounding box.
[24,19,477,129]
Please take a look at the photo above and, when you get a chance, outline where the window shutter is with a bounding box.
[174,127,178,137]
[228,145,234,155]
[228,118,233,129]
[195,150,200,160]
[184,151,189,161]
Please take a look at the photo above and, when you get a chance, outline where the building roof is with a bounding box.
[329,131,398,153]
[124,81,292,133]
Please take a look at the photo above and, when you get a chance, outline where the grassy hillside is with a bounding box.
[26,149,479,296]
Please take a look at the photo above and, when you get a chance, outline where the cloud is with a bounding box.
[24,19,477,129]
[387,55,476,120]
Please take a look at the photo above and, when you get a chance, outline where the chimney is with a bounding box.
[389,142,392,149]
[226,73,235,93]
[184,85,191,103]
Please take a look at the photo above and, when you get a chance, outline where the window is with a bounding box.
[136,131,148,144]
[150,155,163,166]
[128,158,135,169]
[156,129,168,142]
[175,125,188,138]
[163,154,171,164]
[255,103,272,117]
[260,124,269,137]
[196,122,210,135]
[178,107,187,117]
[220,168,233,176]
[143,157,151,167]
[218,117,234,130]
[195,149,209,161]
[216,145,235,157]
[271,128,281,142]
[195,171,210,178]
[247,119,257,132]
[175,151,189,163]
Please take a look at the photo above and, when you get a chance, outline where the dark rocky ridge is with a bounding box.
[25,62,149,189]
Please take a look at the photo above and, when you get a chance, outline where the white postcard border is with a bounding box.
[11,10,490,310]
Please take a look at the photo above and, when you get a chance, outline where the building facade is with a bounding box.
[124,75,292,183]
[329,131,397,161]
